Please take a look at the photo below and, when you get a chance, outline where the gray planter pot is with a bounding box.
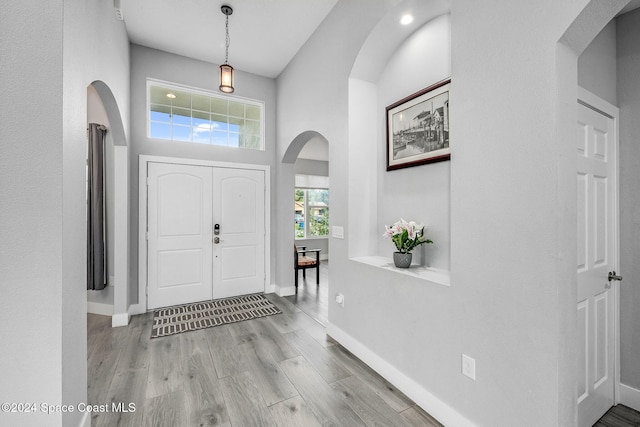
[393,251,412,268]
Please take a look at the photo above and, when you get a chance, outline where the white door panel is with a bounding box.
[576,101,616,427]
[212,168,265,299]
[147,163,213,309]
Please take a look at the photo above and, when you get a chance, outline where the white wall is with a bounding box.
[62,0,130,425]
[617,7,640,393]
[294,159,329,176]
[578,20,617,106]
[0,2,64,426]
[0,1,130,426]
[276,0,389,292]
[451,2,575,422]
[129,45,277,302]
[276,0,618,425]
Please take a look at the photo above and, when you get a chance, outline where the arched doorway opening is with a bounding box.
[86,80,130,327]
[558,1,640,424]
[283,131,330,324]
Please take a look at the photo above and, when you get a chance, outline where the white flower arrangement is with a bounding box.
[383,218,433,254]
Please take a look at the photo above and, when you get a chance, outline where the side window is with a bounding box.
[295,188,329,239]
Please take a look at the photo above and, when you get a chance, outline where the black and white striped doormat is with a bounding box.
[151,293,281,338]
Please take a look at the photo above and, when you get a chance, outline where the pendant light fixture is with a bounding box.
[219,5,235,93]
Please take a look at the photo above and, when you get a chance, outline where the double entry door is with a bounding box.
[147,162,265,309]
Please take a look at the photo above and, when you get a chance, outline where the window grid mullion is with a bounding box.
[147,81,263,150]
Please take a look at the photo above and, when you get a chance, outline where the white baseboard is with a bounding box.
[326,322,477,427]
[112,303,148,327]
[276,285,296,297]
[620,383,640,412]
[128,303,146,316]
[87,301,114,316]
[112,312,130,327]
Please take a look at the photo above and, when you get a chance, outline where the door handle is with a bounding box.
[606,271,622,289]
[214,237,224,244]
[608,271,622,282]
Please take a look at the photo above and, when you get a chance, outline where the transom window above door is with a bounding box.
[147,80,264,150]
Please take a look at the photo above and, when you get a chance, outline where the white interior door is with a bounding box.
[212,167,265,299]
[147,163,213,309]
[576,99,617,427]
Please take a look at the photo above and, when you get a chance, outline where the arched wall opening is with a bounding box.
[283,130,328,163]
[86,84,114,311]
[87,80,130,326]
[293,136,330,261]
[279,131,330,296]
[347,6,451,273]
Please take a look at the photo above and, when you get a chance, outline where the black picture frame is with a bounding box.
[386,79,451,171]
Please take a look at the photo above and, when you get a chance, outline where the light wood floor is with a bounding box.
[88,293,442,427]
[284,260,328,325]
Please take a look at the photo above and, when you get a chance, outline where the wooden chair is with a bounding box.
[294,244,321,288]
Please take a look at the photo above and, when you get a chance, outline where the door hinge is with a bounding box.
[146,177,150,186]
[145,231,149,240]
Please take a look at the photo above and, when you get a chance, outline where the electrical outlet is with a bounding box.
[462,354,476,380]
[335,293,344,307]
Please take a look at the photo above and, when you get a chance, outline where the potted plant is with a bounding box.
[383,218,433,268]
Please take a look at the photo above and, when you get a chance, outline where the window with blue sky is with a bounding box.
[147,80,264,150]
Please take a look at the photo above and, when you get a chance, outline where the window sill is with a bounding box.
[295,236,329,241]
[350,255,450,286]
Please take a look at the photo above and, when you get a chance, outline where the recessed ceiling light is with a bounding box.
[166,93,176,99]
[400,14,414,25]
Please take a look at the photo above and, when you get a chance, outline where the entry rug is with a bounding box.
[151,293,281,338]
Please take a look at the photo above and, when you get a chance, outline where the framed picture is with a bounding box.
[386,79,451,171]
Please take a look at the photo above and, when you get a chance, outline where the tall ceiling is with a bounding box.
[120,0,339,79]
[120,0,640,79]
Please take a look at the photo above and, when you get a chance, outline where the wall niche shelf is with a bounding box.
[350,256,450,286]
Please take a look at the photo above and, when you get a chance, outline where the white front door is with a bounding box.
[147,162,266,309]
[576,97,618,427]
[212,167,265,299]
[147,163,213,309]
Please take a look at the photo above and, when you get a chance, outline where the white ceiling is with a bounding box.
[619,0,640,15]
[120,0,640,80]
[120,0,338,79]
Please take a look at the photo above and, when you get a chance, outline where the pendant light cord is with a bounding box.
[224,14,230,65]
